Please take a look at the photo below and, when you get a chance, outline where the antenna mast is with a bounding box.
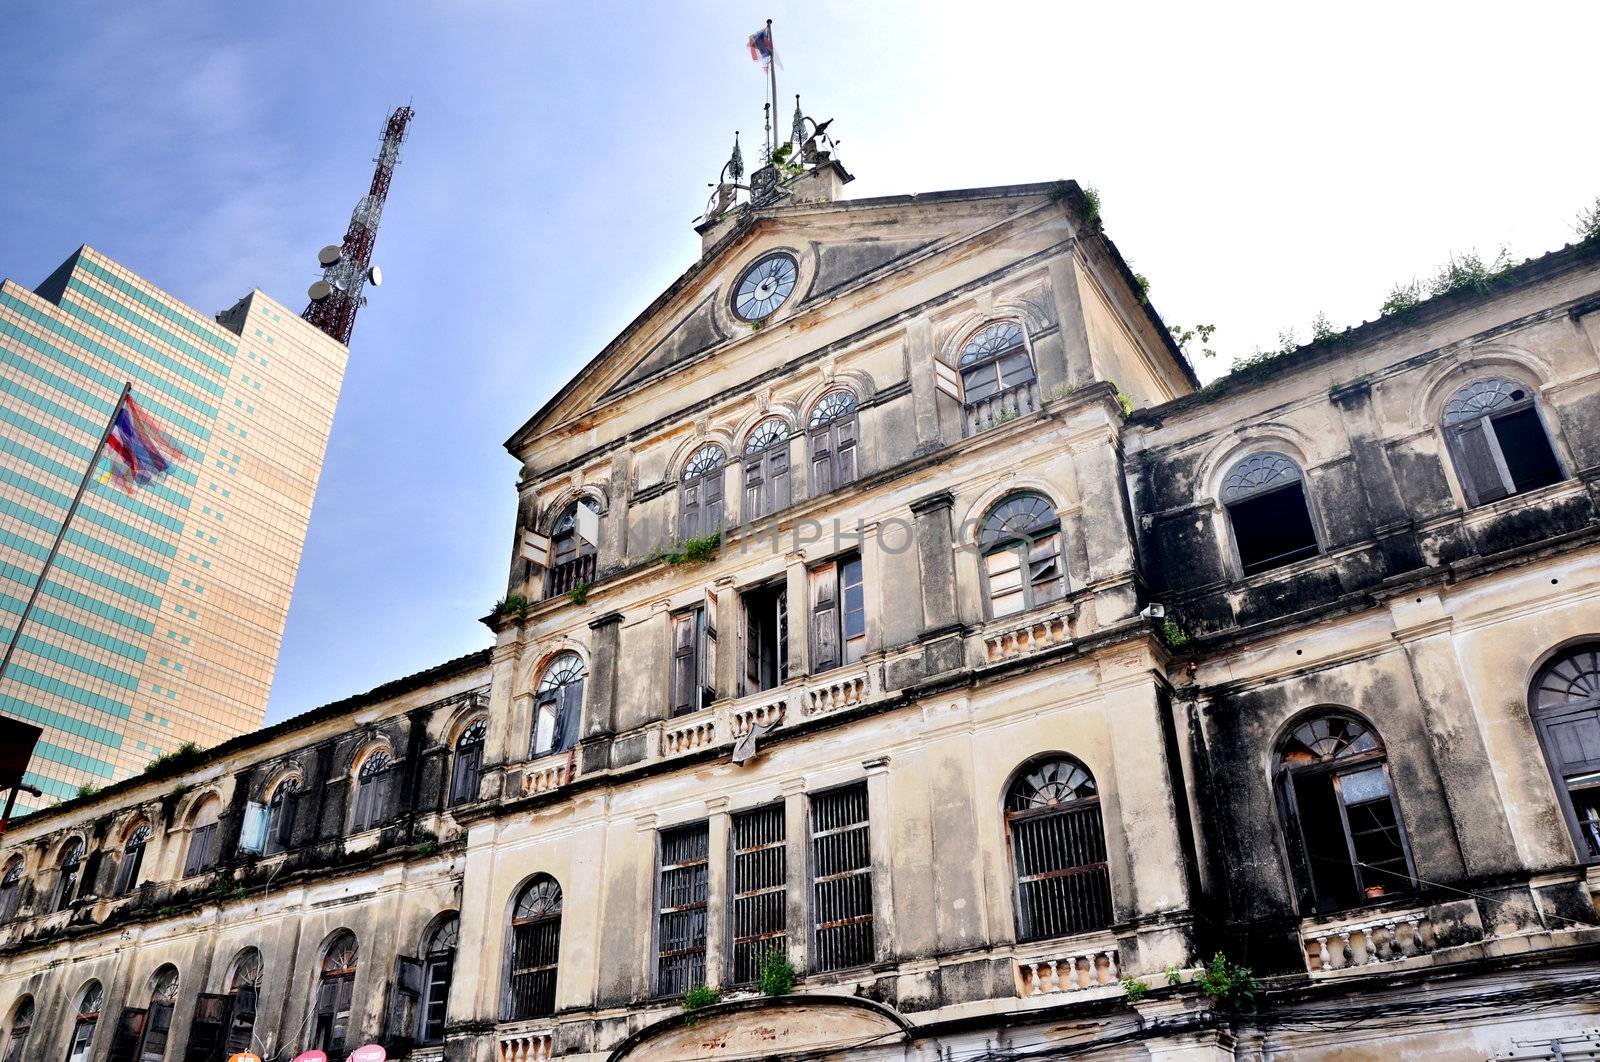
[302,105,415,346]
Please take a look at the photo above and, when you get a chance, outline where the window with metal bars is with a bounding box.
[730,804,787,984]
[656,822,710,995]
[1005,757,1114,942]
[507,877,562,1020]
[809,784,873,972]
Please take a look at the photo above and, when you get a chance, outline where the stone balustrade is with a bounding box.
[662,712,719,757]
[1017,944,1120,996]
[497,1029,554,1062]
[964,379,1041,437]
[805,669,870,717]
[981,610,1073,664]
[649,668,876,764]
[1301,905,1448,973]
[523,753,572,796]
[730,697,784,737]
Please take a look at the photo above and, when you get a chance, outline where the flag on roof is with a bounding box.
[748,25,774,66]
[102,394,184,493]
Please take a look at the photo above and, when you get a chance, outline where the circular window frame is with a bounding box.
[731,251,801,322]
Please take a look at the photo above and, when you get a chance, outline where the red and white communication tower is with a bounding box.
[303,105,415,345]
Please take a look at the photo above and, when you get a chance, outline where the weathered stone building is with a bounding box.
[3,139,1600,1061]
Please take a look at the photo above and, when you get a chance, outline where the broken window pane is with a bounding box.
[980,493,1066,616]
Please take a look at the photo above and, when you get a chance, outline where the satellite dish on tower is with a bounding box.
[333,278,348,293]
[307,280,333,301]
[366,265,383,287]
[317,245,343,267]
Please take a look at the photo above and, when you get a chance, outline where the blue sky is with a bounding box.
[3,2,1598,725]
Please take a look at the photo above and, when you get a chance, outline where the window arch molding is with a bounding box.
[1000,753,1114,942]
[348,742,397,833]
[1270,707,1416,913]
[504,873,564,1021]
[948,319,1039,434]
[1527,640,1600,863]
[536,485,608,535]
[3,994,33,1062]
[115,819,153,895]
[1407,345,1555,431]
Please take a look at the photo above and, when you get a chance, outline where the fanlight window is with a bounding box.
[533,653,586,757]
[1531,645,1600,862]
[416,913,459,1045]
[547,499,599,596]
[54,838,83,912]
[351,749,394,832]
[148,964,179,1004]
[66,982,101,1062]
[958,321,1038,434]
[1220,452,1320,575]
[1004,757,1113,942]
[1275,713,1414,913]
[979,493,1066,618]
[3,997,32,1062]
[1441,376,1563,506]
[508,876,563,1020]
[807,390,858,494]
[679,443,726,540]
[0,859,22,922]
[450,718,488,806]
[215,948,264,1059]
[312,933,359,1058]
[743,418,791,520]
[115,823,151,896]
[119,964,180,1062]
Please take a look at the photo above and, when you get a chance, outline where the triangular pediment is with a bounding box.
[507,181,1068,452]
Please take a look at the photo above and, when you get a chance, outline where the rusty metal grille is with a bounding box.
[508,916,560,1019]
[809,784,873,972]
[1008,802,1113,941]
[731,804,787,984]
[657,822,709,995]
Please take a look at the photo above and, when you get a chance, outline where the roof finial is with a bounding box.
[727,131,744,183]
[791,94,806,149]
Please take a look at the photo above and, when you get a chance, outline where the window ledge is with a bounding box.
[1455,475,1585,525]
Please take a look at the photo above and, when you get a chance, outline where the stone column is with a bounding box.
[604,448,633,572]
[784,554,810,680]
[905,317,948,454]
[864,755,898,964]
[481,637,524,801]
[782,779,810,974]
[1067,431,1140,624]
[1329,380,1422,574]
[1046,253,1096,388]
[578,612,623,773]
[705,797,731,988]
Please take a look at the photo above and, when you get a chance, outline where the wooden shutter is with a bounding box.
[744,460,765,519]
[986,549,1025,617]
[183,994,232,1062]
[115,846,142,895]
[743,600,762,693]
[671,611,698,717]
[451,743,482,805]
[679,481,700,540]
[386,955,425,1048]
[810,563,840,673]
[277,791,301,848]
[1448,421,1510,505]
[833,419,857,487]
[140,1002,173,1062]
[776,586,789,682]
[809,427,833,495]
[702,590,718,704]
[703,469,724,533]
[328,976,355,1054]
[184,823,217,877]
[107,1008,147,1062]
[771,448,791,511]
[224,988,257,1055]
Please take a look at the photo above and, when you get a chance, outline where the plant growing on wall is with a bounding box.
[759,948,796,996]
[146,741,205,774]
[1576,197,1600,242]
[569,581,589,606]
[1120,975,1150,1002]
[1196,952,1260,1011]
[492,593,531,620]
[656,532,721,567]
[682,983,722,1012]
[1157,617,1191,649]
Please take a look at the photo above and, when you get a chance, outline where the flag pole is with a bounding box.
[0,382,131,687]
[766,19,778,158]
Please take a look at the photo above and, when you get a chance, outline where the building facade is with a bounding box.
[2,158,1600,1061]
[0,247,348,808]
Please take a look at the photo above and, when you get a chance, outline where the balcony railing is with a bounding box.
[964,380,1040,437]
[522,750,575,796]
[1015,935,1121,997]
[977,607,1075,666]
[497,1027,554,1062]
[654,666,878,763]
[1299,897,1481,974]
[546,554,595,597]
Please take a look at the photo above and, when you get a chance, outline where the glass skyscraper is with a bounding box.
[0,246,348,812]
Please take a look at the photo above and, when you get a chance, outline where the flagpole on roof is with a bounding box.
[766,20,779,160]
[0,382,131,689]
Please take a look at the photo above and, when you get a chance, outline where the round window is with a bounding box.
[733,252,799,321]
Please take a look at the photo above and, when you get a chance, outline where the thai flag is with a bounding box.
[748,25,774,66]
[103,395,184,493]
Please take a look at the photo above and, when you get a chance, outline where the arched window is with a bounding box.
[1004,757,1113,941]
[123,965,178,1062]
[53,838,83,912]
[311,933,358,1058]
[114,823,150,896]
[449,719,488,806]
[958,321,1038,435]
[980,493,1066,618]
[350,749,394,833]
[3,997,31,1062]
[546,499,599,596]
[1220,451,1320,575]
[742,418,792,520]
[679,444,726,540]
[0,858,22,921]
[807,390,859,494]
[1530,645,1600,862]
[183,798,221,877]
[420,914,458,1044]
[532,653,585,758]
[507,876,562,1020]
[1442,376,1563,506]
[66,982,101,1062]
[264,775,302,856]
[219,949,263,1058]
[1275,712,1415,912]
